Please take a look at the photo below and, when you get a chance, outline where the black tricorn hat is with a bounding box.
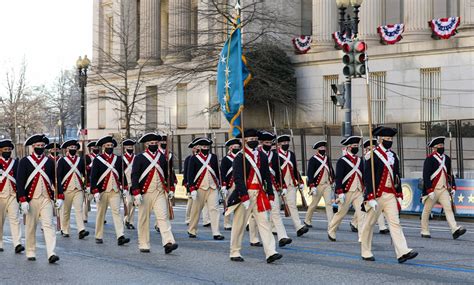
[193,137,213,146]
[225,138,241,147]
[363,139,378,149]
[312,140,327,149]
[61,139,80,150]
[427,136,445,148]
[0,139,14,149]
[138,133,161,144]
[97,135,118,147]
[373,126,397,137]
[236,129,258,139]
[122,139,136,146]
[46,142,61,150]
[258,130,275,141]
[277,135,291,143]
[25,134,49,146]
[87,141,97,148]
[341,136,362,146]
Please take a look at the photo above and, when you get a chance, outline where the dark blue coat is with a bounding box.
[131,151,170,194]
[17,155,59,202]
[90,154,127,194]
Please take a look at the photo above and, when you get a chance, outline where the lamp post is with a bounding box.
[76,55,90,136]
[335,0,364,137]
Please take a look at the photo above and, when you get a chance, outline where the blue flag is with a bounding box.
[217,18,251,137]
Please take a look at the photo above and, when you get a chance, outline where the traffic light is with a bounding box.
[341,40,367,78]
[330,84,345,108]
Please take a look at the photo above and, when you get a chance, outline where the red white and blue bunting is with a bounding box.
[332,32,353,49]
[292,36,312,54]
[429,17,461,40]
[377,24,404,45]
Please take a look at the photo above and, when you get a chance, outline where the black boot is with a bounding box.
[117,236,130,246]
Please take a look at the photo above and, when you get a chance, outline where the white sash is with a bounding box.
[279,151,294,170]
[313,155,329,179]
[431,154,447,180]
[139,152,164,183]
[374,149,394,181]
[0,159,16,185]
[96,156,119,185]
[194,154,217,182]
[26,156,51,188]
[266,151,276,177]
[61,156,82,185]
[245,152,263,185]
[225,155,234,177]
[341,156,362,184]
[124,155,134,175]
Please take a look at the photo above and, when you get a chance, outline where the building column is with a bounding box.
[359,0,385,45]
[311,0,338,52]
[403,0,434,42]
[458,0,474,37]
[167,0,192,61]
[139,0,162,65]
[92,0,104,68]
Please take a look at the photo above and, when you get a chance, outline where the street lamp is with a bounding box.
[334,0,364,137]
[76,55,90,136]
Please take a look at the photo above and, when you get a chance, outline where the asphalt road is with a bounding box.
[0,202,472,284]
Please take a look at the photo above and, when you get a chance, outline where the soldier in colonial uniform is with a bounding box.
[131,133,178,254]
[17,134,62,263]
[187,137,224,240]
[274,135,308,237]
[228,129,282,263]
[327,136,365,242]
[90,135,130,246]
[46,142,61,161]
[221,138,241,231]
[350,139,389,234]
[57,139,89,239]
[83,141,99,223]
[0,139,24,254]
[122,139,136,230]
[304,141,335,228]
[360,126,418,263]
[258,131,292,247]
[421,136,466,239]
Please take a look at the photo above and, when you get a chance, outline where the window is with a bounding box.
[176,83,188,128]
[107,15,114,56]
[145,86,158,132]
[301,0,312,35]
[323,75,339,125]
[208,81,220,129]
[98,90,107,129]
[420,67,441,122]
[369,71,386,124]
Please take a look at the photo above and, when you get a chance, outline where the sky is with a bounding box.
[0,0,93,87]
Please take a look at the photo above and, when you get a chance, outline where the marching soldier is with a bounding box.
[274,135,308,237]
[304,141,335,228]
[421,137,466,239]
[0,139,25,254]
[122,139,136,230]
[187,137,224,240]
[17,134,62,263]
[361,126,418,263]
[83,141,99,223]
[221,138,241,231]
[90,135,130,246]
[258,131,292,247]
[228,129,282,263]
[131,133,178,254]
[327,136,365,242]
[350,139,389,234]
[57,140,89,239]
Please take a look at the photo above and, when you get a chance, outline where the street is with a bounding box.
[0,202,472,284]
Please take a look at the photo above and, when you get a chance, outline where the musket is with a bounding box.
[285,107,308,210]
[268,102,290,217]
[214,131,227,214]
[448,123,457,215]
[165,131,175,220]
[53,136,61,231]
[117,131,128,219]
[80,130,90,218]
[365,51,377,208]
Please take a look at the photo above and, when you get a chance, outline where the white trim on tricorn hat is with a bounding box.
[363,139,378,148]
[194,137,213,146]
[25,134,48,147]
[138,133,161,144]
[258,130,275,141]
[427,136,445,148]
[277,135,291,143]
[61,139,80,150]
[97,135,118,147]
[0,139,14,149]
[312,140,327,149]
[225,138,241,147]
[122,139,136,146]
[341,136,362,146]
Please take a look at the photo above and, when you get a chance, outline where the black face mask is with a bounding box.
[92,149,100,155]
[382,140,393,150]
[262,145,272,152]
[2,152,11,160]
[201,149,210,155]
[350,147,359,155]
[319,150,326,156]
[281,144,290,151]
[231,148,240,154]
[437,147,445,155]
[69,149,77,156]
[104,147,114,155]
[160,144,167,149]
[34,147,45,156]
[247,141,259,150]
[126,149,134,154]
[148,145,158,153]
